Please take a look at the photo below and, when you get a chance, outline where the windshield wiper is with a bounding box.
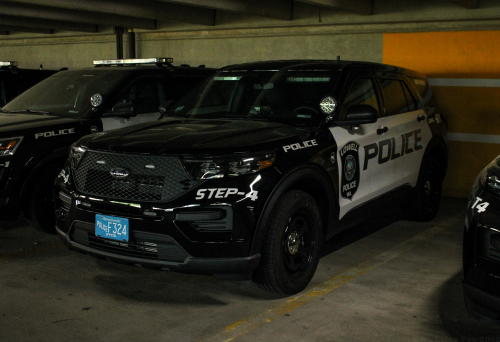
[2,109,51,115]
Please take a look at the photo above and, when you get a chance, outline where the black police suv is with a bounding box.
[463,154,500,322]
[0,58,215,233]
[55,60,448,295]
[1,61,62,107]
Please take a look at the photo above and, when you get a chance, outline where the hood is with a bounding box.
[0,113,77,134]
[80,118,312,154]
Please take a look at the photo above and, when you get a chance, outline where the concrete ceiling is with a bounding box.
[0,0,480,35]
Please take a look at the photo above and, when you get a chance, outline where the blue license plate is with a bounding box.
[95,214,129,242]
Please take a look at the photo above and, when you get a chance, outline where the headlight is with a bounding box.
[182,151,276,179]
[69,145,86,169]
[481,172,500,193]
[0,136,23,156]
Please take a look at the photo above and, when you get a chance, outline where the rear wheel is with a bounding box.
[409,155,443,222]
[24,164,62,234]
[254,190,322,295]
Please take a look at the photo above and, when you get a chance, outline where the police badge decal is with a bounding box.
[340,141,360,200]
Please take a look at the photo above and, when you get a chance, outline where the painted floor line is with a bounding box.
[203,216,461,342]
[0,242,64,261]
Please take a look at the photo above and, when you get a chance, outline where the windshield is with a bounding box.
[164,70,338,126]
[2,74,120,118]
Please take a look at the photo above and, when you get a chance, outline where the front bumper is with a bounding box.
[55,186,263,277]
[0,160,23,218]
[463,275,500,321]
[56,224,260,278]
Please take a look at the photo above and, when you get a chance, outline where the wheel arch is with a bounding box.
[422,136,448,182]
[250,164,337,255]
[20,148,68,207]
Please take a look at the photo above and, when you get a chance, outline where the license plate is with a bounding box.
[95,214,129,242]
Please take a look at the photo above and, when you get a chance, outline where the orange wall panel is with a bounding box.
[383,31,500,197]
[431,86,500,135]
[383,31,500,78]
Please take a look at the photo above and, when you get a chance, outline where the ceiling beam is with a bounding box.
[0,25,53,34]
[295,0,373,15]
[445,0,479,9]
[0,15,97,32]
[0,2,157,29]
[159,0,293,20]
[1,0,216,26]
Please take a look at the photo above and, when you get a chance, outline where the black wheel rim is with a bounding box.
[422,170,440,213]
[282,209,315,278]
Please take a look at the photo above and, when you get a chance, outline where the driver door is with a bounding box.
[328,70,391,219]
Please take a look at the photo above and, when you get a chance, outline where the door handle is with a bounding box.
[377,126,388,135]
[417,114,426,122]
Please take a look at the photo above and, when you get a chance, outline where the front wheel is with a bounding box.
[24,164,63,234]
[254,190,322,295]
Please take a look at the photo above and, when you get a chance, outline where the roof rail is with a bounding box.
[93,57,173,67]
[0,61,18,67]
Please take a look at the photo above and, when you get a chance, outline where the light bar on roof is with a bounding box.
[0,61,17,67]
[93,58,173,66]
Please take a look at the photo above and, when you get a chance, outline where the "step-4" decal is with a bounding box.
[196,188,259,201]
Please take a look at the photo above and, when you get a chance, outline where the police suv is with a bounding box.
[55,60,447,295]
[0,58,214,232]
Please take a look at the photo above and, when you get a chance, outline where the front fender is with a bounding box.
[250,164,337,255]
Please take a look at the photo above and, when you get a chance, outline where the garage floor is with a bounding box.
[1,197,500,342]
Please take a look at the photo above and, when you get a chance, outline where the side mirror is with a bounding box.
[159,100,174,115]
[102,102,136,118]
[335,104,378,128]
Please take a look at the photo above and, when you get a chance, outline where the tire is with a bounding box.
[409,155,443,222]
[24,164,63,234]
[254,190,322,295]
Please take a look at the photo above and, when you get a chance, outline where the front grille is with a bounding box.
[73,151,203,201]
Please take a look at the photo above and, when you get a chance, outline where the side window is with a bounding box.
[401,81,417,111]
[0,81,5,106]
[116,79,162,114]
[342,78,380,116]
[378,78,409,115]
[409,77,436,107]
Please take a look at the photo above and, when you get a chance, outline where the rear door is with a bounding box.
[373,73,432,194]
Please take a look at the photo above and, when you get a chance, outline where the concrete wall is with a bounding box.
[1,0,500,197]
[3,0,500,70]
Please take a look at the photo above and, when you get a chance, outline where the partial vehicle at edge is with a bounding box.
[0,57,215,233]
[464,154,500,323]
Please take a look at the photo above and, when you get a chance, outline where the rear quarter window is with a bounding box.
[408,77,437,108]
[378,78,409,115]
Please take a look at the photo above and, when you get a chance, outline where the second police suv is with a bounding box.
[55,60,448,295]
[0,58,214,233]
